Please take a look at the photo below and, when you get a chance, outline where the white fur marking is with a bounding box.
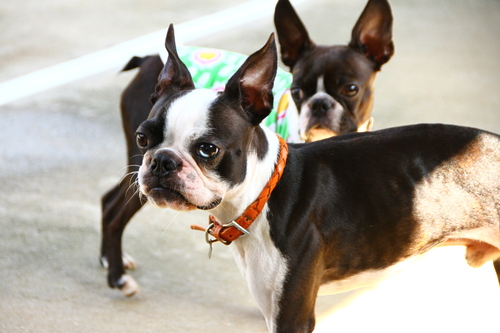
[299,91,345,139]
[118,274,140,297]
[211,128,287,331]
[316,75,325,93]
[164,89,218,147]
[230,210,288,332]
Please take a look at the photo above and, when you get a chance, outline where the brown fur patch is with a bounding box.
[411,133,500,264]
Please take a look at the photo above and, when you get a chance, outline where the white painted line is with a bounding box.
[0,0,308,106]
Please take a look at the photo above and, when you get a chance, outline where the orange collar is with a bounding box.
[191,135,289,249]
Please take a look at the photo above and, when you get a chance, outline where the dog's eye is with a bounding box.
[290,87,303,101]
[341,84,359,97]
[197,143,220,159]
[136,133,148,148]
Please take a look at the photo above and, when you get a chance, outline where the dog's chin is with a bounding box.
[145,187,221,211]
[303,127,337,142]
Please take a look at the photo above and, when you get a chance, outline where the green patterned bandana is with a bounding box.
[176,46,296,142]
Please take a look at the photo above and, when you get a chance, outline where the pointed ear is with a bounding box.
[274,0,315,69]
[151,24,194,103]
[224,34,278,126]
[349,0,394,70]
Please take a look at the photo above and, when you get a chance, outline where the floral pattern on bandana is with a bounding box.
[177,46,295,142]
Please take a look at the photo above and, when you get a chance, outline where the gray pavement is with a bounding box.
[1,0,500,332]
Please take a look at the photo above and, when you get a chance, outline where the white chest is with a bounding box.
[229,213,288,332]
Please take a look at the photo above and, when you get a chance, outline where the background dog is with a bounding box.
[275,0,393,141]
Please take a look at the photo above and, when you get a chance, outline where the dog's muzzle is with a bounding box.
[150,150,182,176]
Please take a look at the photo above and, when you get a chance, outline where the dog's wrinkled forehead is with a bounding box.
[161,89,219,147]
[294,46,374,82]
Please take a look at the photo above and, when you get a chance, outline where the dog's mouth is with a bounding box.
[195,198,222,210]
[150,185,185,200]
[147,185,221,211]
[303,125,338,142]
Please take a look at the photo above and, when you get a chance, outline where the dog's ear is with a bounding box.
[224,34,278,126]
[151,24,195,103]
[349,0,394,70]
[274,0,315,70]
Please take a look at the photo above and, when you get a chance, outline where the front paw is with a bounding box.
[117,274,140,297]
[122,252,136,270]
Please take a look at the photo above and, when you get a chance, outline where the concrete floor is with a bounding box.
[1,0,499,332]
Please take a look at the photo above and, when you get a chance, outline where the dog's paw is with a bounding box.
[122,252,136,270]
[99,253,136,270]
[117,274,140,297]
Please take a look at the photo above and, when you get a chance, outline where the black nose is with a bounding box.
[150,152,182,176]
[311,99,333,117]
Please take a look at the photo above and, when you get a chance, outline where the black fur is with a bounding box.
[267,124,498,331]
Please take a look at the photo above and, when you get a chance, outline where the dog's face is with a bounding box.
[289,46,377,141]
[137,25,277,211]
[137,89,228,210]
[274,0,394,141]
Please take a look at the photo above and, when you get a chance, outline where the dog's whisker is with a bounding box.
[124,172,139,190]
[215,203,237,222]
[126,180,138,196]
[118,172,137,187]
[160,211,181,237]
[130,154,143,160]
[116,166,140,185]
[116,164,141,175]
[124,184,142,207]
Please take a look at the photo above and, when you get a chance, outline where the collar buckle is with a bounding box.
[222,220,250,237]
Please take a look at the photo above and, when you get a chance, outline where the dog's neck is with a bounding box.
[209,127,280,225]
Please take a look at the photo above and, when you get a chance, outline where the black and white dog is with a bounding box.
[136,25,500,332]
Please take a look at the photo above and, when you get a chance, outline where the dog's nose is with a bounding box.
[150,152,182,176]
[311,99,333,117]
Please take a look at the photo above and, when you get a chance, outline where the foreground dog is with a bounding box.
[100,0,394,295]
[137,25,500,332]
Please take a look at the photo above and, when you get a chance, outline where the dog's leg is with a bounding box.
[274,259,322,333]
[101,168,144,296]
[100,181,139,270]
[255,241,322,333]
[100,55,163,296]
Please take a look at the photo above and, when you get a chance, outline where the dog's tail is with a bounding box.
[121,56,151,72]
